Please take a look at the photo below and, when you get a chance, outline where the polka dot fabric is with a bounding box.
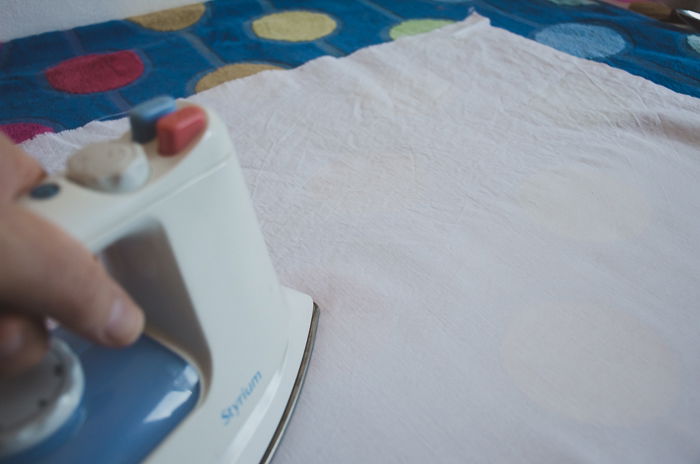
[0,0,698,141]
[45,51,144,94]
[534,23,627,59]
[252,11,338,42]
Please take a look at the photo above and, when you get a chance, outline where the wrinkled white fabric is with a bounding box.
[23,14,700,464]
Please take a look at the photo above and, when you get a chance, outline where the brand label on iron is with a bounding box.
[221,371,263,425]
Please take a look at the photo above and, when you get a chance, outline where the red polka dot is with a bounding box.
[45,51,144,94]
[0,123,54,143]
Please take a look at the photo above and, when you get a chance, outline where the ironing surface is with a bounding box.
[22,14,700,463]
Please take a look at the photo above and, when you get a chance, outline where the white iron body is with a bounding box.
[18,104,317,463]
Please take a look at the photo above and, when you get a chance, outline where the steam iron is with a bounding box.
[0,97,319,463]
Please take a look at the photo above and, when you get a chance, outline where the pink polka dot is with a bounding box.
[45,51,144,94]
[0,123,54,143]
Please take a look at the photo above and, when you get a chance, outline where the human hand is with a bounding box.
[0,134,144,377]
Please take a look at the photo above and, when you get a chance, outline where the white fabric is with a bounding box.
[23,14,700,463]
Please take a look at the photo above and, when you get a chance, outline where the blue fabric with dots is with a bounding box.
[476,0,700,98]
[534,23,628,59]
[0,0,698,137]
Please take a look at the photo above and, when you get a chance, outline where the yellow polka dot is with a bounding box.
[195,63,283,93]
[128,4,206,31]
[252,11,336,42]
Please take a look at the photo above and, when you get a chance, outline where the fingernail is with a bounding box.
[0,330,24,359]
[104,295,144,345]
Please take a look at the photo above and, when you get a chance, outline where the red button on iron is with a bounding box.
[156,106,207,156]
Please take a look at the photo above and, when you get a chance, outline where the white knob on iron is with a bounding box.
[67,139,150,193]
[0,339,84,458]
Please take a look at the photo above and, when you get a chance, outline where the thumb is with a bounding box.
[0,204,144,347]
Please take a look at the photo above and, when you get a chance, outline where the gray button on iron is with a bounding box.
[0,339,84,458]
[67,140,150,193]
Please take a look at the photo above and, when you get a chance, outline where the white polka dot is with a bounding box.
[501,303,679,426]
[520,168,651,242]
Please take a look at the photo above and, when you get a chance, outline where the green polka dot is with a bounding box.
[688,35,700,53]
[389,19,455,40]
[252,11,336,42]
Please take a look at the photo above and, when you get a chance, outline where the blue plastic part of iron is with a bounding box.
[30,182,60,199]
[0,328,200,464]
[129,96,177,143]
